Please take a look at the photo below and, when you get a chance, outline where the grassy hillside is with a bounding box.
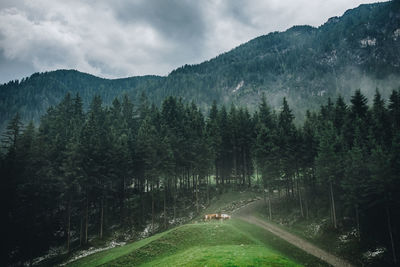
[141,245,294,267]
[67,219,328,267]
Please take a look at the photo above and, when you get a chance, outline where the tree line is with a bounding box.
[1,89,399,265]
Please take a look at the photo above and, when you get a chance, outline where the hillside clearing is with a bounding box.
[67,218,328,267]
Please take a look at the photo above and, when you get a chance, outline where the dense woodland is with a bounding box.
[1,89,400,265]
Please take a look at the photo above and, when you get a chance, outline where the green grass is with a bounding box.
[68,219,329,267]
[67,228,174,267]
[141,245,298,267]
[67,190,329,267]
[229,219,329,267]
[95,222,256,266]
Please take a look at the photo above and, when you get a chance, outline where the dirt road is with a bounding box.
[234,200,354,267]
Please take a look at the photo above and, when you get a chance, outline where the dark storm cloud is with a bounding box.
[0,0,384,84]
[109,0,209,65]
[114,0,205,41]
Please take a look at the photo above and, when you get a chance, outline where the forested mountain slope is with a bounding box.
[0,71,163,131]
[1,0,400,130]
[166,0,400,112]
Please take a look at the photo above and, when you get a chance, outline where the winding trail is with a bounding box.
[234,200,354,267]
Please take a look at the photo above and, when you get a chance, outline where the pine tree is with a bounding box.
[301,111,318,219]
[278,97,297,198]
[348,90,369,148]
[236,107,254,187]
[371,90,390,148]
[334,95,347,134]
[342,128,368,238]
[315,121,340,228]
[350,89,368,119]
[206,101,221,187]
[389,90,400,131]
[218,105,233,188]
[80,95,107,244]
[2,113,23,154]
[136,113,161,232]
[61,139,84,251]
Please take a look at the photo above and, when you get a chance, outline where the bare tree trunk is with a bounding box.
[286,180,289,199]
[233,147,237,187]
[216,163,219,188]
[305,195,309,220]
[85,195,89,244]
[164,185,167,229]
[233,152,238,186]
[67,200,71,252]
[100,197,104,239]
[297,178,304,218]
[256,164,259,186]
[120,176,126,225]
[79,214,83,246]
[329,181,337,229]
[233,164,237,189]
[196,175,199,213]
[263,186,268,216]
[188,169,191,192]
[386,206,397,265]
[330,197,334,225]
[304,183,309,220]
[173,176,177,221]
[192,171,195,199]
[221,167,225,188]
[141,189,145,224]
[355,204,360,240]
[206,174,210,206]
[244,150,250,187]
[268,193,272,220]
[291,177,295,199]
[151,183,155,233]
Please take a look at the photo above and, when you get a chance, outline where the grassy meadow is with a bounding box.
[67,217,328,267]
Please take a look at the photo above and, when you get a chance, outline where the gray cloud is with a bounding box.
[0,51,35,83]
[114,0,205,40]
[0,0,385,84]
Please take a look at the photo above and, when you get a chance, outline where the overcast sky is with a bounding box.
[0,0,384,84]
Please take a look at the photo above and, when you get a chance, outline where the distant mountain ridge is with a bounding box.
[1,0,400,130]
[0,70,164,131]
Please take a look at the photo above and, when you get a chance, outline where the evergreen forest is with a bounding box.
[1,89,400,265]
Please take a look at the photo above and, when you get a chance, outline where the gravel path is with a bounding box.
[234,200,354,267]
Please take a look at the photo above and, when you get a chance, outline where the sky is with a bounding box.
[0,0,384,84]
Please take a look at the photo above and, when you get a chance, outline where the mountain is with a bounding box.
[0,70,163,131]
[164,0,400,112]
[1,0,400,130]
